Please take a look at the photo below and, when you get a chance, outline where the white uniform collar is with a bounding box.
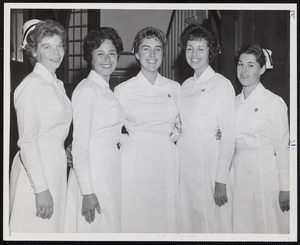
[137,71,162,87]
[88,70,109,89]
[33,62,58,84]
[193,65,215,84]
[242,82,266,102]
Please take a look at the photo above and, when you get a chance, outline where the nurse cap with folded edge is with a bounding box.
[262,48,273,69]
[21,19,41,49]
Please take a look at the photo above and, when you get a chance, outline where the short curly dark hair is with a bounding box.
[24,19,66,65]
[179,24,220,63]
[234,44,266,68]
[83,27,123,64]
[132,26,167,55]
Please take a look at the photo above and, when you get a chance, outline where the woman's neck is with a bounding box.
[194,65,209,79]
[95,70,110,84]
[39,62,56,77]
[243,82,260,99]
[141,68,158,85]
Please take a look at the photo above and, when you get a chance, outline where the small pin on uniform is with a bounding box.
[168,94,171,98]
[255,108,258,112]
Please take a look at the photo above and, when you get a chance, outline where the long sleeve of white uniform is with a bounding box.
[271,97,290,191]
[215,82,236,184]
[72,85,95,195]
[14,79,49,194]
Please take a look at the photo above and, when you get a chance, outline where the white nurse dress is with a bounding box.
[114,71,181,233]
[64,70,125,232]
[177,66,235,233]
[9,63,72,232]
[232,82,290,233]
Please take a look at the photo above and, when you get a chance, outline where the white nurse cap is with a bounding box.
[21,19,41,49]
[262,48,273,69]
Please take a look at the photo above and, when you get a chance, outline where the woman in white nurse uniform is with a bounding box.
[177,24,235,233]
[9,19,72,232]
[232,44,290,233]
[64,28,125,232]
[114,27,181,233]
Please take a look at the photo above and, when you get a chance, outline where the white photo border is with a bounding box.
[3,2,297,242]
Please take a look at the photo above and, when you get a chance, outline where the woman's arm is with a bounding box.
[72,84,101,222]
[271,97,290,212]
[15,78,53,219]
[214,81,236,206]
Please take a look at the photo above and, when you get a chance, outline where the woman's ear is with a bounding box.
[135,52,140,60]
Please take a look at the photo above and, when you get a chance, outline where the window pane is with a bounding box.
[69,42,74,55]
[69,57,73,68]
[82,13,88,25]
[82,27,87,39]
[75,57,81,68]
[67,9,91,85]
[74,42,81,55]
[74,13,81,26]
[68,28,73,40]
[69,14,74,25]
[74,28,81,40]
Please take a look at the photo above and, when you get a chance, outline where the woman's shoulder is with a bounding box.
[72,78,97,99]
[180,76,194,88]
[114,76,137,93]
[15,72,42,94]
[211,73,235,96]
[264,89,287,110]
[213,72,232,86]
[217,75,236,97]
[14,72,47,105]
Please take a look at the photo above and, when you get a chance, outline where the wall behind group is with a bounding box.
[100,9,173,69]
[101,9,172,51]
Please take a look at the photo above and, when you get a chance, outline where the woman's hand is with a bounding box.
[35,189,54,219]
[279,191,290,212]
[214,182,228,207]
[82,193,101,224]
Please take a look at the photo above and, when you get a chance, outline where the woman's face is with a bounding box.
[237,53,266,88]
[91,39,118,82]
[185,38,209,75]
[34,34,65,75]
[135,37,163,74]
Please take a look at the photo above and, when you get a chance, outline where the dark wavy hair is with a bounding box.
[83,27,123,65]
[179,24,220,63]
[234,44,266,68]
[132,26,167,55]
[24,19,66,65]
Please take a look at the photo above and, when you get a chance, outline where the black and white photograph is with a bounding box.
[3,2,297,242]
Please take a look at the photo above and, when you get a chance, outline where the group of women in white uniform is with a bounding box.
[9,19,290,234]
